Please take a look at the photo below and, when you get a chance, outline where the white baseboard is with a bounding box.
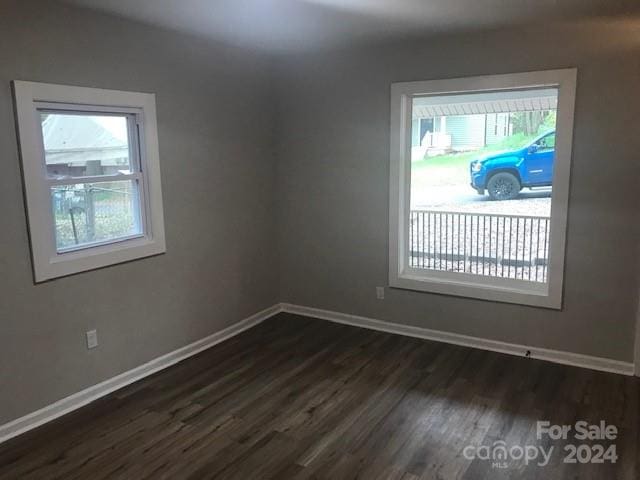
[0,304,283,445]
[636,343,640,377]
[281,303,635,376]
[635,296,640,376]
[1,301,634,445]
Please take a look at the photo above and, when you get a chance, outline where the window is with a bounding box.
[389,70,577,308]
[534,132,556,152]
[13,81,166,282]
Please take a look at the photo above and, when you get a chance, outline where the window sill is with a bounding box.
[389,271,561,309]
[35,236,166,283]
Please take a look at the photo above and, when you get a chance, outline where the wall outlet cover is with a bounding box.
[86,330,98,349]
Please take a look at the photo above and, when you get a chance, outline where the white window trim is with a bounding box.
[389,69,577,309]
[13,81,166,282]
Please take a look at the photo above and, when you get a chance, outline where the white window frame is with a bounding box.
[13,81,166,282]
[389,69,577,308]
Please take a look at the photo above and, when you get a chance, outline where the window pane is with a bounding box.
[51,180,142,251]
[409,88,558,283]
[40,113,132,178]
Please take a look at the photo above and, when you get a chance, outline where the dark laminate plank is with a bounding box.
[0,312,638,479]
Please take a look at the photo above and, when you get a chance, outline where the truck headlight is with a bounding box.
[471,161,483,173]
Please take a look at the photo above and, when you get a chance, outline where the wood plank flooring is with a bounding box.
[0,313,638,479]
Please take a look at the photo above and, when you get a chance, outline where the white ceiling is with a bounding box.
[63,0,640,53]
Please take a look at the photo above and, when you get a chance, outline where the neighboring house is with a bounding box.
[42,114,129,177]
[411,112,512,157]
[411,89,556,161]
[485,112,512,145]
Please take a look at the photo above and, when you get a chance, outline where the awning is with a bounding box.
[412,88,557,119]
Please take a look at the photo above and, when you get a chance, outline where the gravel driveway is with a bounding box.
[411,187,551,217]
[411,185,552,217]
[411,160,552,217]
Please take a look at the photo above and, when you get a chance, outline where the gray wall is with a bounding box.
[0,1,278,424]
[275,21,640,362]
[1,1,639,428]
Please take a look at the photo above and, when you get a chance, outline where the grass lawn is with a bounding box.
[411,133,539,187]
[412,132,538,171]
[413,150,478,170]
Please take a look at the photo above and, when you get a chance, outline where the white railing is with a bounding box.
[422,132,452,149]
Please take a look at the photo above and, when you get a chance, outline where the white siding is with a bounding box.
[445,114,486,150]
[485,113,511,145]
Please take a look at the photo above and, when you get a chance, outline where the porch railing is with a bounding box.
[422,132,452,148]
[409,210,551,283]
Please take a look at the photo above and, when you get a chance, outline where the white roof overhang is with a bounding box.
[412,88,558,119]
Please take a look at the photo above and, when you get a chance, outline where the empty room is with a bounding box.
[1,0,640,478]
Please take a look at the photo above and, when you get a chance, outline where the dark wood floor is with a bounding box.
[0,313,638,479]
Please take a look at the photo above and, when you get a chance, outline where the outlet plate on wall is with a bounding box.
[86,330,98,349]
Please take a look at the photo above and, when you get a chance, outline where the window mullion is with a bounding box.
[46,173,141,187]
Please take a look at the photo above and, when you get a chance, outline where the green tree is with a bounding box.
[511,111,554,136]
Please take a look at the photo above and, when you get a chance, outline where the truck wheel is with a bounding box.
[487,172,521,200]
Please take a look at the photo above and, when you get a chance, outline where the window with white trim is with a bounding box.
[13,81,166,282]
[389,70,576,308]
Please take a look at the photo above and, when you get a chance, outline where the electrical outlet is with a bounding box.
[376,286,385,300]
[86,329,98,349]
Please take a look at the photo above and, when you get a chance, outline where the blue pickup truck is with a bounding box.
[470,130,555,200]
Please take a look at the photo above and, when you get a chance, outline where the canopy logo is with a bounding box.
[462,441,553,469]
[463,420,619,469]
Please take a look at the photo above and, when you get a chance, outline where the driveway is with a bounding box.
[411,185,552,216]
